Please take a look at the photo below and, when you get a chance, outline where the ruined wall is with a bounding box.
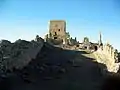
[102,43,118,63]
[94,43,119,73]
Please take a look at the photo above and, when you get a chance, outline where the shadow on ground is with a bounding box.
[0,43,115,90]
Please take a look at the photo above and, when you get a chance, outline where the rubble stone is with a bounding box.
[0,38,44,72]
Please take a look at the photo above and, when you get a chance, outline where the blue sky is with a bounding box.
[0,0,120,51]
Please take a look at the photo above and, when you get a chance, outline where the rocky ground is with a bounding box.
[0,41,116,90]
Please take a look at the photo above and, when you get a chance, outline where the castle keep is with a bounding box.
[48,20,66,44]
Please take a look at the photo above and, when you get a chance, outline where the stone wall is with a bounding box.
[94,43,119,73]
[102,43,118,63]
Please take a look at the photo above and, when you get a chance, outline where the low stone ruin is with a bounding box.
[103,43,118,63]
[94,42,119,73]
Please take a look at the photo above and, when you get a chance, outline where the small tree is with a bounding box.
[35,35,40,42]
[75,37,77,41]
[66,32,70,39]
[36,35,39,39]
[83,37,89,43]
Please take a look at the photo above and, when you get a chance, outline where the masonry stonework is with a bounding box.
[49,20,66,44]
[95,42,119,72]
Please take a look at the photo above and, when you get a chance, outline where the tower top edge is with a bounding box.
[50,20,66,22]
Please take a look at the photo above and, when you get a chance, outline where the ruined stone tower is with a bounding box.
[49,20,66,44]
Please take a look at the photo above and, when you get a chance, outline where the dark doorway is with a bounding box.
[76,45,79,47]
[85,46,87,49]
[94,46,98,51]
[54,37,57,39]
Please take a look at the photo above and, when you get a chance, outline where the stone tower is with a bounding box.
[49,20,66,44]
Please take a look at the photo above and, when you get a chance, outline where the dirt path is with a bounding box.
[23,50,106,90]
[0,49,107,90]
